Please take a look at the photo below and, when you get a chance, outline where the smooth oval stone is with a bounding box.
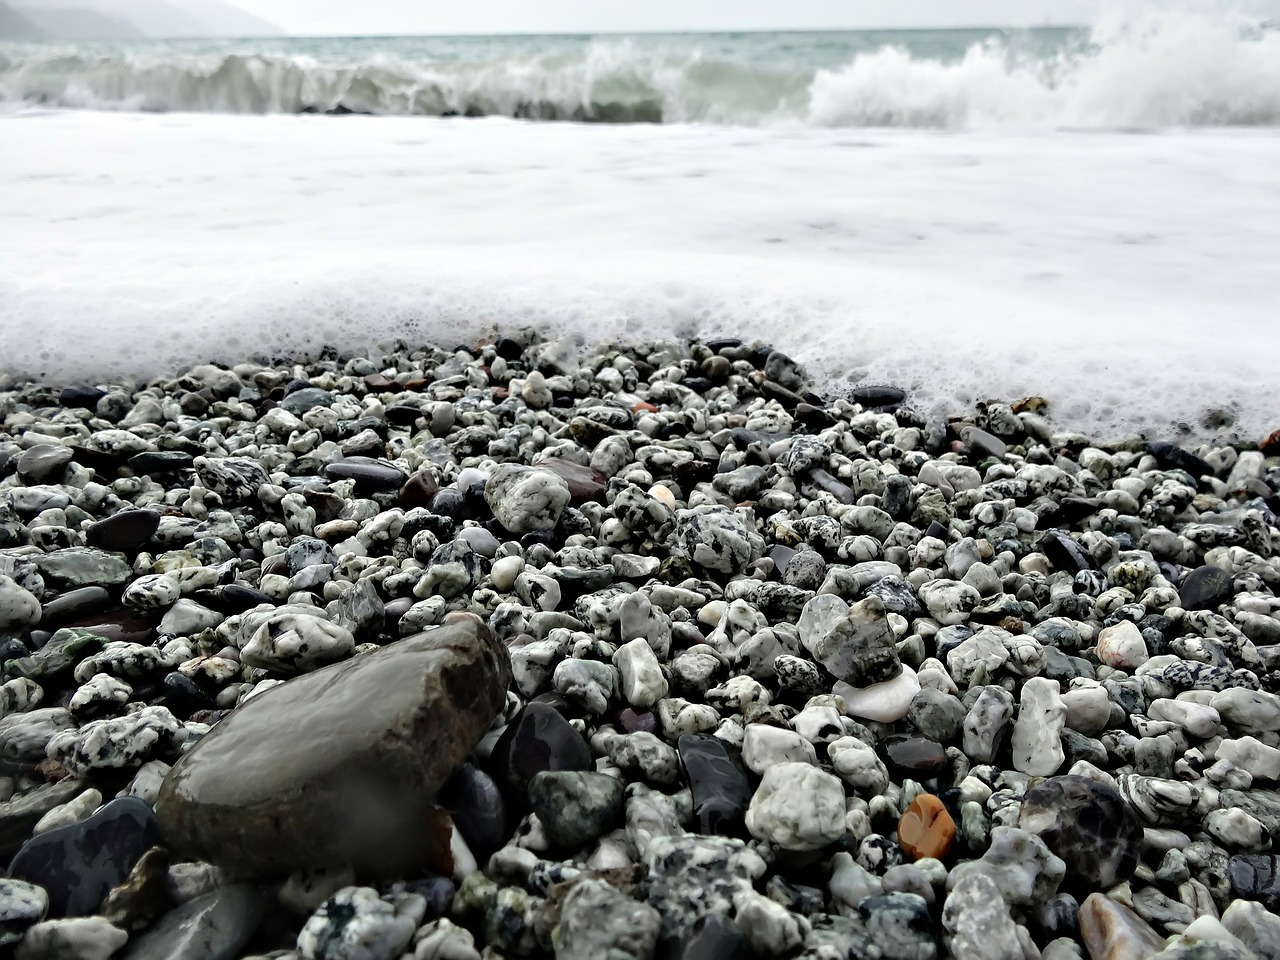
[1038,531,1095,574]
[439,764,507,858]
[62,613,155,646]
[323,456,408,493]
[59,385,106,410]
[7,797,159,917]
[0,780,85,859]
[191,584,274,615]
[1018,775,1144,891]
[430,488,469,522]
[156,617,510,879]
[279,387,334,415]
[85,510,162,554]
[880,735,947,777]
[528,770,626,849]
[1148,442,1214,482]
[489,702,591,802]
[399,471,439,510]
[850,385,907,410]
[120,885,263,960]
[40,587,112,628]
[1229,855,1280,912]
[1179,565,1233,612]
[536,458,607,505]
[16,444,74,483]
[677,734,752,836]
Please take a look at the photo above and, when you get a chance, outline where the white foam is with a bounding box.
[1,110,1278,439]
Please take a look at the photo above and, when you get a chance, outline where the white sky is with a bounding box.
[242,0,1105,36]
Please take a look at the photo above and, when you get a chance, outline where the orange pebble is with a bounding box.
[898,793,956,861]
[632,401,658,414]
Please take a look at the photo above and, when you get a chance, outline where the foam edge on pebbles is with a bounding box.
[0,332,1276,960]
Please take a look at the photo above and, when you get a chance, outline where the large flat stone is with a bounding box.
[155,616,510,880]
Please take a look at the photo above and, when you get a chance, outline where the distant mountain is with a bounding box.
[0,0,47,37]
[168,0,282,36]
[13,0,283,37]
[17,5,142,38]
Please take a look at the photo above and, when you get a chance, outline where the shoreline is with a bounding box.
[0,332,1278,959]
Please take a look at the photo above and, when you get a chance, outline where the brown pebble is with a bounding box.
[1261,428,1280,457]
[399,471,439,510]
[1078,892,1165,960]
[898,793,956,861]
[36,758,71,783]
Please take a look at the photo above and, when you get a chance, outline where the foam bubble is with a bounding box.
[1,110,1277,440]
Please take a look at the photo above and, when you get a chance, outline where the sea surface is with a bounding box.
[2,11,1279,437]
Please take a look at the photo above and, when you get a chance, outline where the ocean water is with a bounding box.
[2,9,1279,438]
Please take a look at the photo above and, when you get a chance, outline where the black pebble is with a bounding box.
[7,797,159,917]
[677,734,752,837]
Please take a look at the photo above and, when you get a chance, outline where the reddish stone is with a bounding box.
[898,793,956,861]
[37,758,71,783]
[536,458,607,505]
[363,374,397,392]
[1262,429,1280,457]
[399,471,440,510]
[631,401,658,414]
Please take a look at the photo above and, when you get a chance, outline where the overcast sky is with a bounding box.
[244,1,1108,36]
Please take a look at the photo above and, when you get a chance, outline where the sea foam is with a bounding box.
[1,111,1277,439]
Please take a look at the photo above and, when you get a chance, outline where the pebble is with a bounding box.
[1012,676,1067,776]
[745,762,846,851]
[16,917,129,960]
[1018,776,1144,889]
[1078,893,1166,960]
[118,885,263,960]
[0,335,1275,960]
[678,733,753,836]
[899,793,956,861]
[0,878,49,946]
[296,887,424,960]
[834,664,920,723]
[555,878,661,960]
[8,797,159,917]
[157,619,510,879]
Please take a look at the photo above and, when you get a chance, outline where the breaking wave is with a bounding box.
[1,10,1278,128]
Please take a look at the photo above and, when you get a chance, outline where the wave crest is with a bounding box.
[1,11,1278,128]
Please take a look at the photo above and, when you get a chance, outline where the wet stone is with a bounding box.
[7,797,159,918]
[323,456,408,493]
[898,794,957,862]
[1039,531,1095,574]
[678,734,753,836]
[279,387,335,415]
[34,549,132,588]
[157,618,510,879]
[1018,776,1144,891]
[881,735,948,778]
[439,764,506,859]
[118,885,263,960]
[15,445,74,484]
[1180,565,1234,612]
[38,588,111,628]
[489,701,591,803]
[85,510,162,554]
[0,878,49,946]
[1227,854,1280,911]
[528,771,625,849]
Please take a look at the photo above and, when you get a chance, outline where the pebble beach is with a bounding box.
[0,332,1278,960]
